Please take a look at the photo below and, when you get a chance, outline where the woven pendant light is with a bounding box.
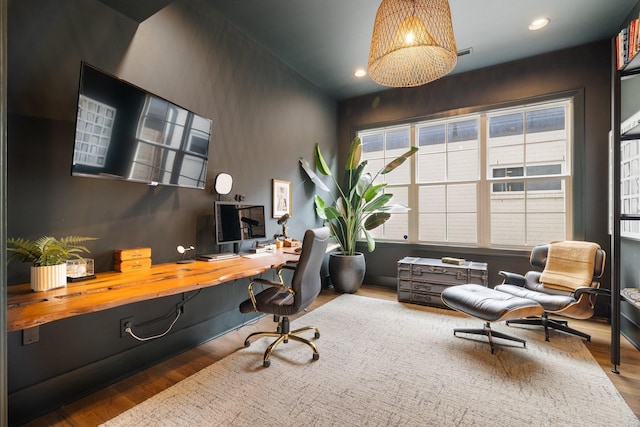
[368,0,457,87]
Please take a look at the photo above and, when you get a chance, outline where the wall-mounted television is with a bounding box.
[71,62,212,189]
[215,201,267,245]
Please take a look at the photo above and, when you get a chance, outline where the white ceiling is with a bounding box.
[207,0,637,100]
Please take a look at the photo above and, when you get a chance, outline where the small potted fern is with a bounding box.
[7,236,97,291]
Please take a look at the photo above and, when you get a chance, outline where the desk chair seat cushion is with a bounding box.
[239,287,294,316]
[441,284,543,323]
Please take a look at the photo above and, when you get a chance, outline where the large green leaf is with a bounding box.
[335,196,348,218]
[381,146,419,174]
[363,193,393,212]
[314,195,328,220]
[332,216,350,253]
[344,161,367,199]
[364,212,391,230]
[377,203,411,212]
[315,196,342,221]
[363,229,376,252]
[363,183,386,203]
[345,137,362,170]
[299,158,330,192]
[324,206,342,220]
[313,143,333,176]
[356,172,373,198]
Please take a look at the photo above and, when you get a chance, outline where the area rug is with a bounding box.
[102,294,639,426]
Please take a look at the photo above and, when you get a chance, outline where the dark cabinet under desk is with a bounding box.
[397,257,488,308]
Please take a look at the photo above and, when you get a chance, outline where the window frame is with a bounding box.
[355,94,578,250]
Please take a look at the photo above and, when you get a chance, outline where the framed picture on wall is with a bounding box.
[272,179,292,218]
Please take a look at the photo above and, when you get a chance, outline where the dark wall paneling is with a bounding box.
[338,41,613,313]
[8,278,262,423]
[7,0,335,423]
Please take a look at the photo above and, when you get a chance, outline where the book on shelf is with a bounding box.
[617,15,640,70]
[622,110,640,136]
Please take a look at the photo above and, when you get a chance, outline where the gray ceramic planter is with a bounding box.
[329,252,365,293]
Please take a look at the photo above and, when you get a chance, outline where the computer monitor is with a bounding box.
[214,201,267,246]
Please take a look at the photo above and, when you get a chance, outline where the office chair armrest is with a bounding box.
[498,271,526,287]
[251,278,291,287]
[275,263,297,283]
[247,278,295,312]
[574,287,611,299]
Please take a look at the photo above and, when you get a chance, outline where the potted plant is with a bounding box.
[300,137,418,293]
[7,236,97,291]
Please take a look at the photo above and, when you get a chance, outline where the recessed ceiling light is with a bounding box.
[354,68,367,78]
[529,17,550,31]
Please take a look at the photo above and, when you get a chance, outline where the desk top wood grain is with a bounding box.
[7,250,301,332]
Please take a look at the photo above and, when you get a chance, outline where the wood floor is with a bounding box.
[24,286,640,426]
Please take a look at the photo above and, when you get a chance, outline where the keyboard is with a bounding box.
[197,253,239,261]
[241,252,272,259]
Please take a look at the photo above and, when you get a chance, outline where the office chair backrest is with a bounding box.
[530,243,606,280]
[290,227,330,312]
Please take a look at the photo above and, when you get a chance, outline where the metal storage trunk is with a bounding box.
[397,257,488,308]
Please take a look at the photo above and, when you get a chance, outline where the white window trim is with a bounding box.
[357,97,574,249]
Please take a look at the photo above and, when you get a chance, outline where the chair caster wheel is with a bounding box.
[263,360,271,368]
[313,353,319,361]
[314,332,320,339]
[244,340,250,348]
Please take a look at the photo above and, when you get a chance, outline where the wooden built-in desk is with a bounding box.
[7,249,303,333]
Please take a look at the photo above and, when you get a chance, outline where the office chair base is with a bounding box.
[454,322,526,354]
[243,317,320,367]
[506,313,591,342]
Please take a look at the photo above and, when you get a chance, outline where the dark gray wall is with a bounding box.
[7,0,335,423]
[338,41,612,296]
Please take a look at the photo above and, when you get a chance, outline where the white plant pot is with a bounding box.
[30,263,67,292]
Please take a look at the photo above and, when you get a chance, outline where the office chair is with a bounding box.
[495,241,608,342]
[239,227,330,367]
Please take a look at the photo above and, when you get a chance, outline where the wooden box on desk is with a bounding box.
[114,258,152,272]
[283,238,301,248]
[114,247,152,261]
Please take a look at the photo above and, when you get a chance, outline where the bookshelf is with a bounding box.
[612,2,640,373]
[616,12,640,71]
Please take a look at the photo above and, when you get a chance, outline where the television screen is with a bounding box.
[215,202,267,245]
[71,63,212,189]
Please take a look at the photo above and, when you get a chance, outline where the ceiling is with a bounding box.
[205,0,637,100]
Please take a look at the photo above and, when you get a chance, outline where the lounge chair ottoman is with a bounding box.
[441,284,544,353]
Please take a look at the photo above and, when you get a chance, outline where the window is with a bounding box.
[360,127,412,241]
[357,99,573,248]
[416,116,480,244]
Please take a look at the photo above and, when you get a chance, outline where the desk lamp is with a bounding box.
[176,245,195,264]
[275,213,289,239]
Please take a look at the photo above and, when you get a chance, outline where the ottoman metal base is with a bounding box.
[453,322,527,354]
[442,284,544,353]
